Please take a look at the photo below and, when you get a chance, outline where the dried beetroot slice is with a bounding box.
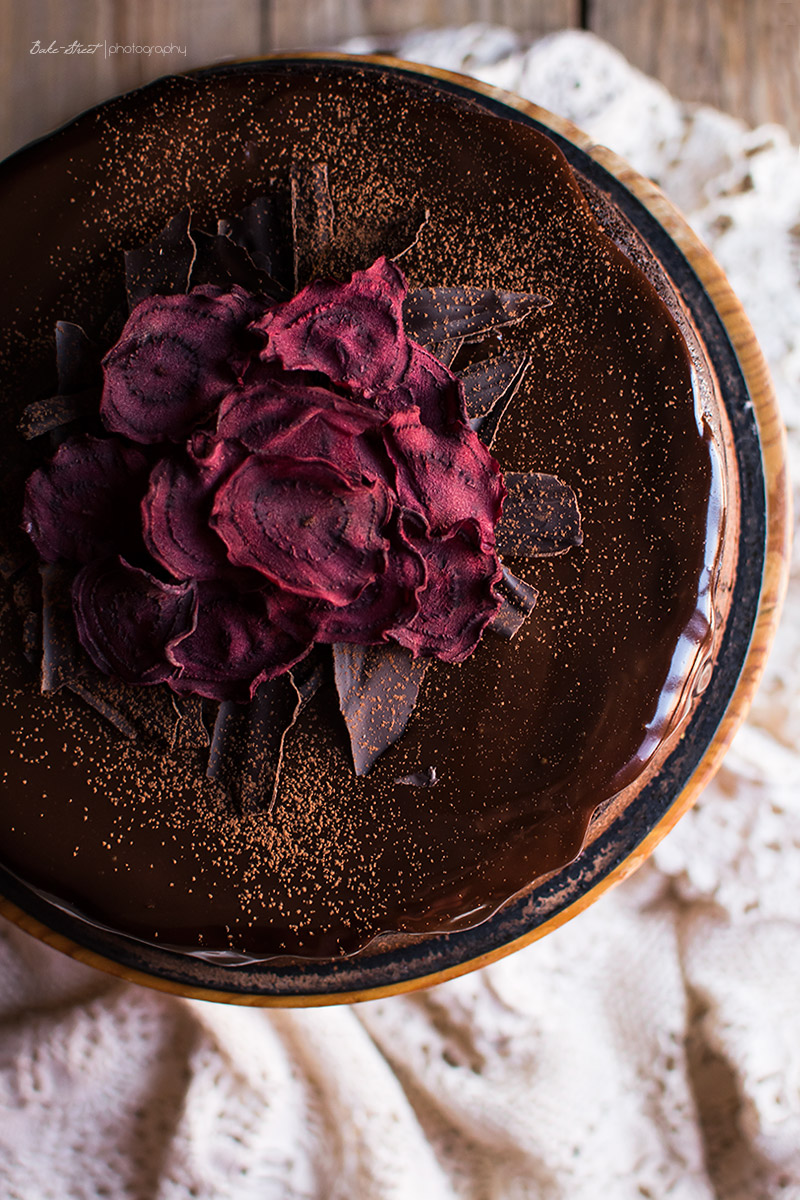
[333,642,430,776]
[167,582,309,702]
[72,556,196,685]
[41,562,187,749]
[22,435,149,564]
[379,342,466,430]
[459,352,528,419]
[488,565,539,639]
[390,519,503,663]
[496,472,583,558]
[384,407,505,546]
[254,256,411,398]
[291,162,335,290]
[101,286,263,443]
[469,356,530,450]
[142,440,245,582]
[403,286,548,344]
[189,228,282,298]
[125,208,196,309]
[271,511,425,646]
[218,371,383,480]
[219,190,294,294]
[212,456,391,605]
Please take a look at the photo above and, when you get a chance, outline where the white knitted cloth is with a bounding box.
[2,29,799,1200]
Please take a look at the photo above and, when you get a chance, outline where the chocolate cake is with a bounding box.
[0,59,747,986]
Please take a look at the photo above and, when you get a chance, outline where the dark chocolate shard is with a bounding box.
[271,659,326,814]
[488,565,539,639]
[18,390,99,440]
[346,206,430,269]
[40,561,84,694]
[469,356,530,449]
[403,286,548,344]
[125,208,196,309]
[218,189,294,294]
[21,322,105,439]
[12,565,41,664]
[496,472,583,558]
[55,321,103,395]
[189,228,283,298]
[291,162,335,291]
[40,563,183,751]
[460,352,528,419]
[207,659,323,813]
[389,207,430,261]
[333,642,430,776]
[169,695,210,752]
[433,338,463,369]
[395,766,438,788]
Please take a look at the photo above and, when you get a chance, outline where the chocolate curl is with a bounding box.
[395,766,438,787]
[488,565,539,639]
[124,208,196,309]
[55,321,103,394]
[496,473,583,558]
[207,658,323,812]
[460,352,528,420]
[218,189,294,294]
[18,392,98,440]
[469,356,530,450]
[189,228,283,298]
[40,562,185,751]
[18,322,103,440]
[333,642,430,776]
[403,286,549,346]
[291,162,335,291]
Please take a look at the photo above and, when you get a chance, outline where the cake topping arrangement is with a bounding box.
[18,165,583,799]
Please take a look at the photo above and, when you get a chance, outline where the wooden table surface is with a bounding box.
[1,0,798,163]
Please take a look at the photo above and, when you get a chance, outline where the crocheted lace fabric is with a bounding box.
[1,28,798,1200]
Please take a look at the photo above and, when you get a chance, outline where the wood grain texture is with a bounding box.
[0,0,263,160]
[266,0,578,49]
[591,0,800,139]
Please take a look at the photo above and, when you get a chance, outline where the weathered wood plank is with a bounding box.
[266,0,580,50]
[0,0,263,161]
[590,0,800,139]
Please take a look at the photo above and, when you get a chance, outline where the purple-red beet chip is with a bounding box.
[253,256,411,397]
[20,250,564,709]
[72,556,197,684]
[392,519,504,662]
[101,286,264,443]
[212,456,392,606]
[22,435,149,564]
[167,583,309,702]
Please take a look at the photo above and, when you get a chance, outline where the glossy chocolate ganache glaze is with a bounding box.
[0,62,733,960]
